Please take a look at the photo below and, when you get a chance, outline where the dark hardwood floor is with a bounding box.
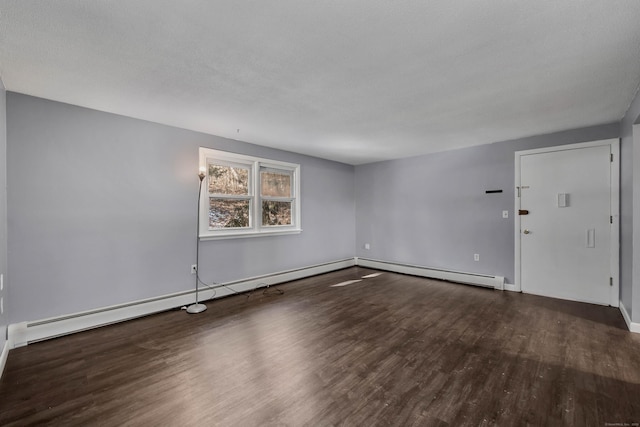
[1,267,639,426]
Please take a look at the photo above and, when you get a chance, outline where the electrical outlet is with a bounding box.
[364,243,371,250]
[502,210,509,218]
[474,254,480,262]
[191,264,198,274]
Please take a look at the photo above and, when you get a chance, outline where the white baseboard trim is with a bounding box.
[0,340,9,380]
[356,258,505,290]
[503,283,519,292]
[8,258,355,348]
[619,301,640,333]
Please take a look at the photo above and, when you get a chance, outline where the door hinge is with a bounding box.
[610,215,613,224]
[516,186,520,198]
[610,277,613,287]
[611,153,614,162]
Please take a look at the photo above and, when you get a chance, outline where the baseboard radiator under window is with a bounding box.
[7,258,357,348]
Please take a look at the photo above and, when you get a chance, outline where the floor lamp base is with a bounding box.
[186,303,207,314]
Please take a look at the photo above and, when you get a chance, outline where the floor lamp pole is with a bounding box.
[187,168,207,314]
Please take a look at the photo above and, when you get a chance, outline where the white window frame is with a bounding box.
[199,148,301,240]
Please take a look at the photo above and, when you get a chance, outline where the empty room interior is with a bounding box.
[1,1,640,425]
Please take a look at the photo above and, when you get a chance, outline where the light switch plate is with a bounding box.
[558,193,569,207]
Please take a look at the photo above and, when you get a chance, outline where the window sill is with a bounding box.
[199,228,302,241]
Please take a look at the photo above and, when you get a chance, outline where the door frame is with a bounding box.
[514,139,620,306]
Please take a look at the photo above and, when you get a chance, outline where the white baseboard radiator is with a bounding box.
[8,258,356,348]
[356,258,505,290]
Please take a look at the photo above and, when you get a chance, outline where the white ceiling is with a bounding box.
[1,1,640,165]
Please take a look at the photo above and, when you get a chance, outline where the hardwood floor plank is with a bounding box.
[1,267,639,426]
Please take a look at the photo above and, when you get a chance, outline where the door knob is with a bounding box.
[523,229,531,234]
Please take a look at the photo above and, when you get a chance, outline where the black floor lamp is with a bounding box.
[187,166,207,314]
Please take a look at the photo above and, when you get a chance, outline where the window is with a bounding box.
[199,148,301,239]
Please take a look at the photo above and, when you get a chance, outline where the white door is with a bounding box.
[516,141,618,306]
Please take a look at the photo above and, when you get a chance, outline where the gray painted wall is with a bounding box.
[3,90,634,327]
[621,85,640,322]
[6,93,355,323]
[620,117,633,320]
[355,124,619,285]
[0,78,7,350]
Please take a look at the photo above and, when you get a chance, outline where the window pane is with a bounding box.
[209,199,250,228]
[261,170,291,197]
[262,201,292,226]
[208,164,249,195]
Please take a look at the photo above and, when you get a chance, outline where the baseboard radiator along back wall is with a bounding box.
[356,258,505,289]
